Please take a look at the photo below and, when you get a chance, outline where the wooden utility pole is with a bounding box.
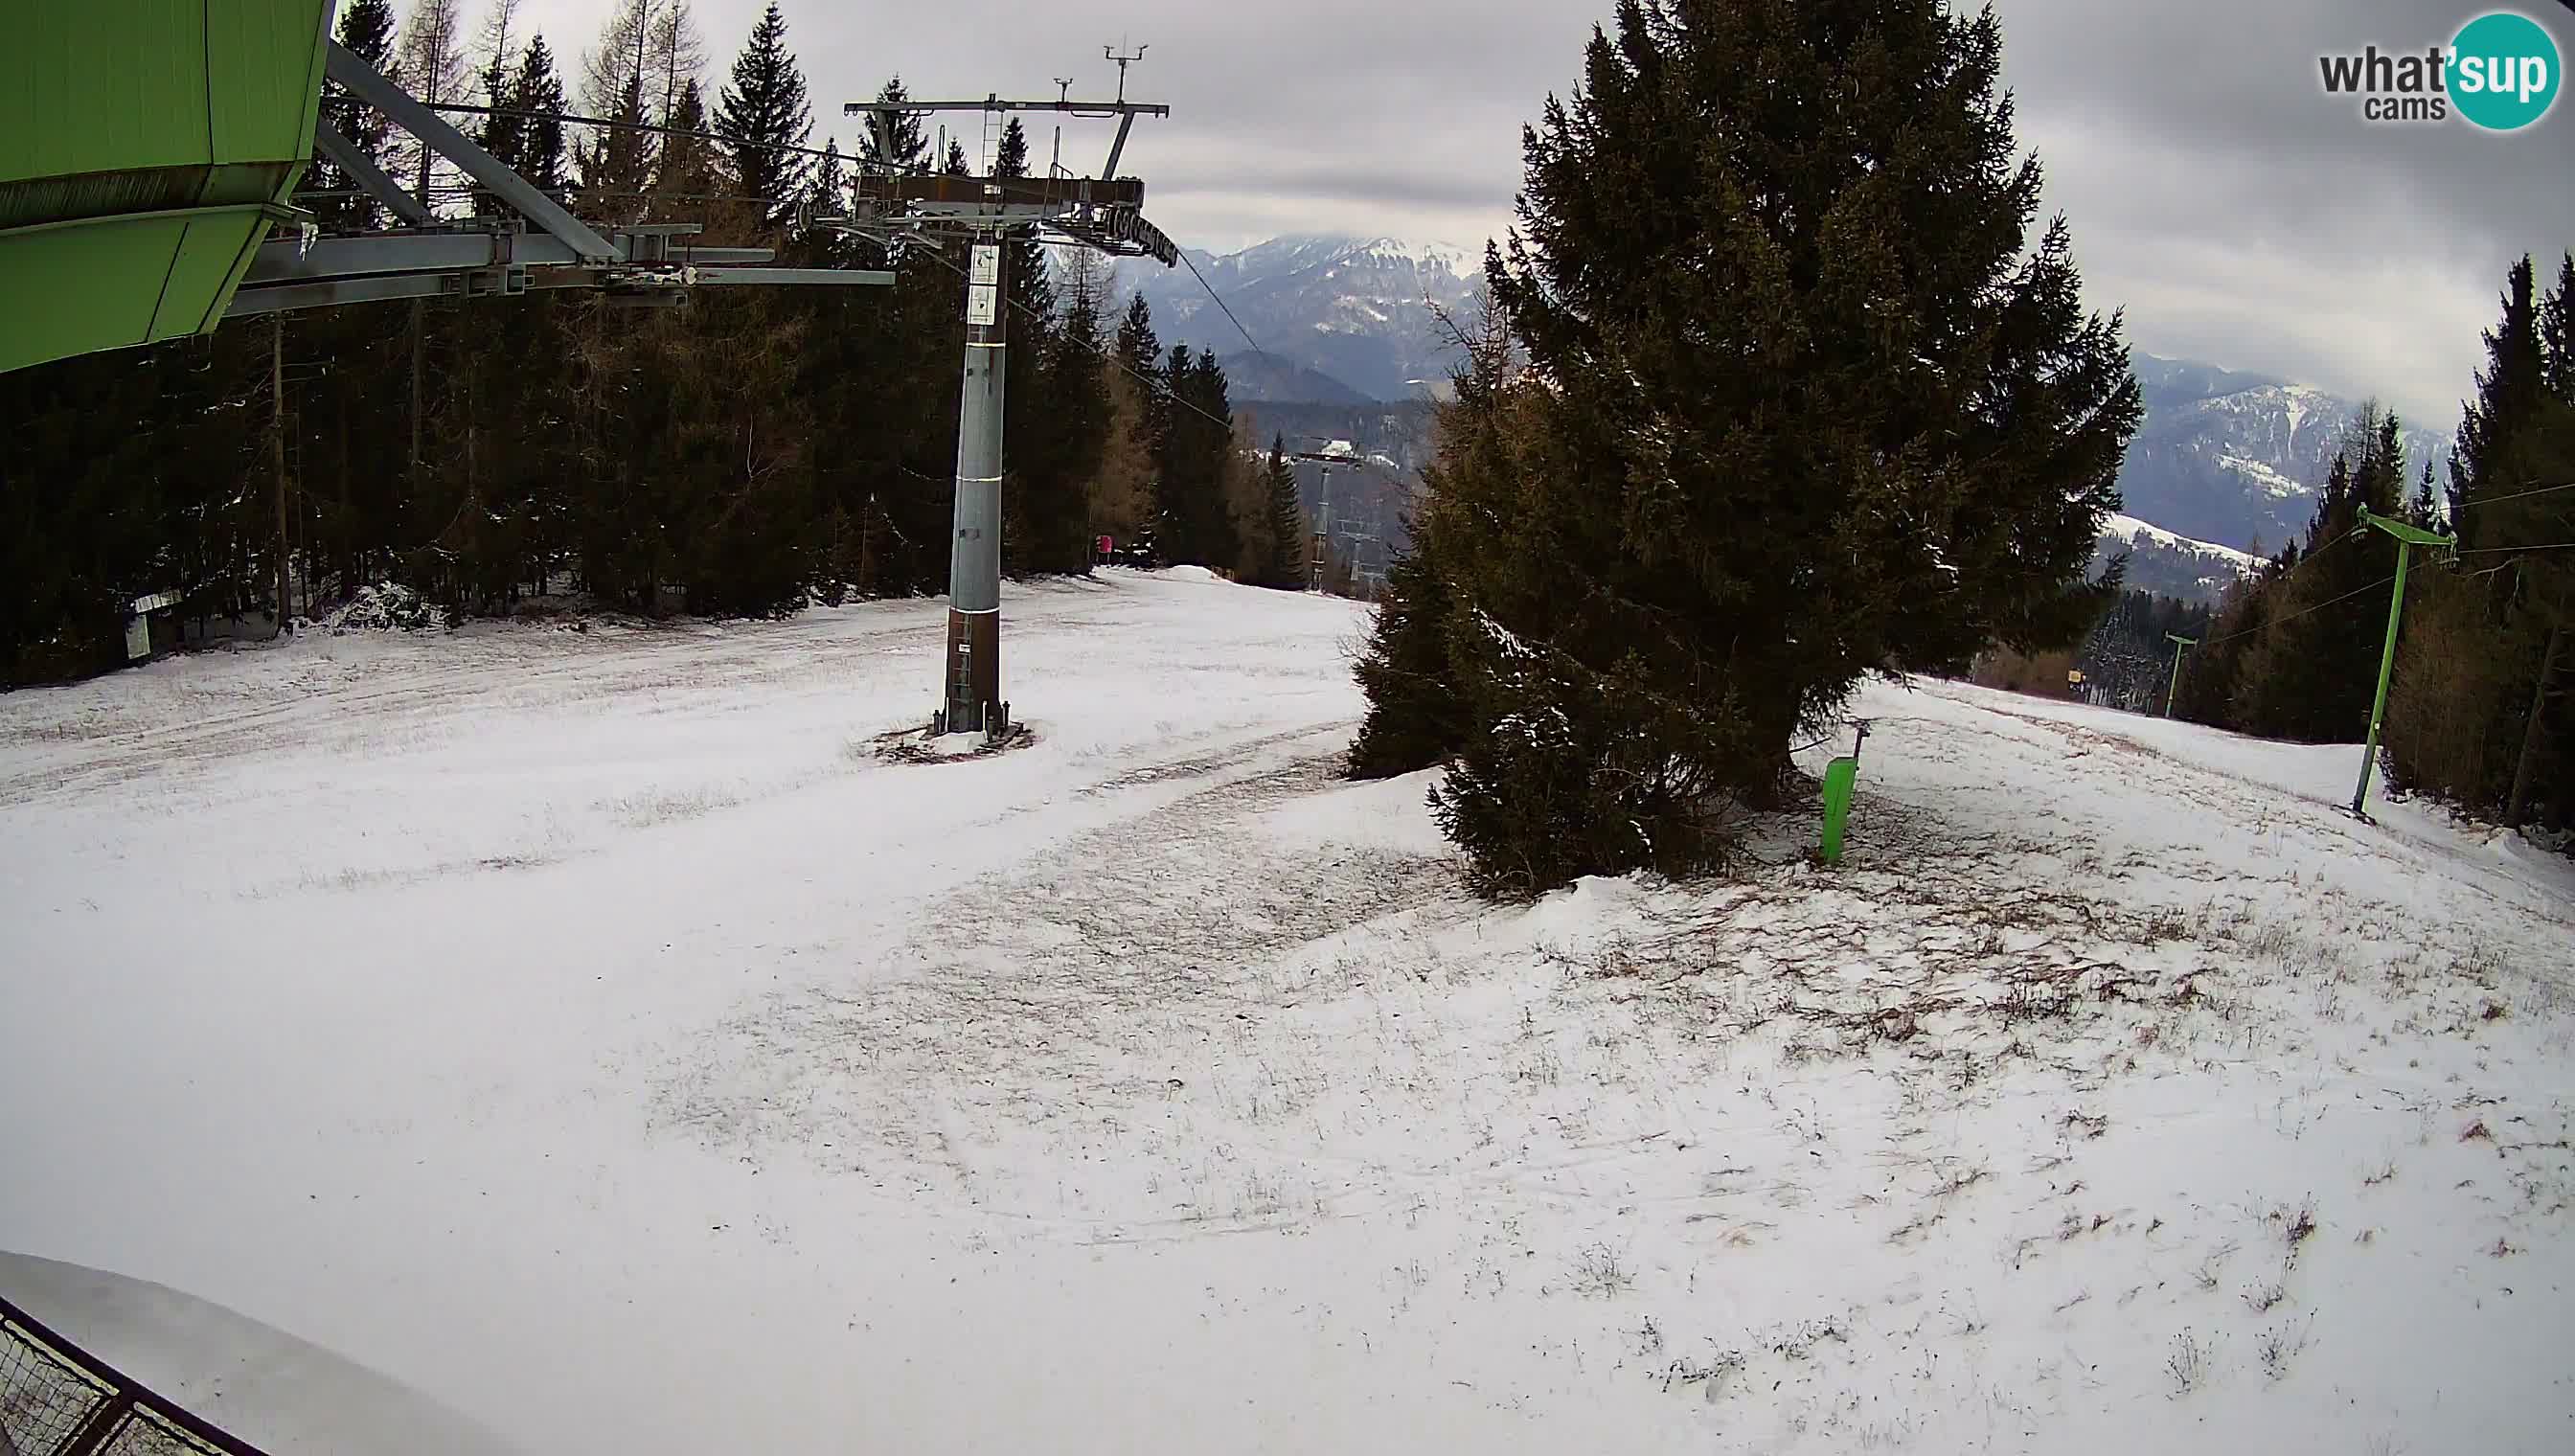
[410,298,424,480]
[271,315,294,633]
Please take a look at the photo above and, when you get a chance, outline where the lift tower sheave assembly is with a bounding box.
[842,77,1178,739]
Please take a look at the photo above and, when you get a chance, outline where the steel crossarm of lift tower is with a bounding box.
[227,38,892,318]
[230,222,892,315]
[837,95,1178,265]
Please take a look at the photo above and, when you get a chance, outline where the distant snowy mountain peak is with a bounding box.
[1102,232,1487,401]
[1221,235,1477,283]
[2118,354,2452,556]
[1344,237,1478,275]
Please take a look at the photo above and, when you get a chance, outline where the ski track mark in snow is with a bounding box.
[647,739,1471,1233]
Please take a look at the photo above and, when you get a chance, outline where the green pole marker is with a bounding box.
[1817,720,1872,865]
[1820,759,1857,863]
[2164,633,2198,717]
[2350,506,2456,819]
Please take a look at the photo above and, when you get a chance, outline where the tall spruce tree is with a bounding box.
[1109,294,1169,557]
[1083,285,1159,554]
[992,123,1052,320]
[651,79,722,211]
[2233,419,2407,741]
[2541,254,2575,400]
[1391,0,2140,895]
[1114,293,1161,381]
[2495,393,2575,825]
[1151,347,1242,569]
[1152,343,1196,557]
[2176,539,2297,729]
[2453,257,2547,551]
[2387,256,2575,827]
[1261,437,1309,588]
[714,2,811,225]
[1027,230,1111,574]
[579,71,655,218]
[807,137,846,213]
[313,0,399,232]
[1347,295,1510,779]
[513,37,570,199]
[988,119,1076,571]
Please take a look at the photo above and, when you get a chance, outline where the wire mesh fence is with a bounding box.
[0,1296,269,1456]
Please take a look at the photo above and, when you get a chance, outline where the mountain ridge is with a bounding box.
[2119,353,2452,555]
[1091,235,2455,590]
[1104,234,1482,402]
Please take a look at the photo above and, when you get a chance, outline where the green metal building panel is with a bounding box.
[4,3,208,182]
[152,208,282,339]
[4,220,171,373]
[209,0,333,169]
[0,0,336,374]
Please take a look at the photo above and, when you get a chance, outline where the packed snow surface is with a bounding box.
[3,570,2571,1454]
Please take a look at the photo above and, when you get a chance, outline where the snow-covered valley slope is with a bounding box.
[3,572,2570,1454]
[2095,512,2264,604]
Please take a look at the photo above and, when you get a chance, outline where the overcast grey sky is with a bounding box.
[508,0,2572,423]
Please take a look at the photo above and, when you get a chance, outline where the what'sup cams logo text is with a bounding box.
[2318,10,2562,130]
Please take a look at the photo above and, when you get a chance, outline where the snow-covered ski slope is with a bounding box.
[3,569,2570,1455]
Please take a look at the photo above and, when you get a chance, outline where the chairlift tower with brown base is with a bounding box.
[837,62,1179,739]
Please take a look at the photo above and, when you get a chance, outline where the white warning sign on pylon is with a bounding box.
[969,244,1000,285]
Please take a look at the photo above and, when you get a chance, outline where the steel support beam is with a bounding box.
[243,231,781,284]
[324,38,619,262]
[248,230,503,281]
[227,270,546,316]
[844,99,1170,118]
[1104,113,1137,180]
[311,120,437,227]
[691,267,895,286]
[854,175,1144,211]
[230,262,892,317]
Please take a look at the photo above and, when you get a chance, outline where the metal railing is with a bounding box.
[0,1294,270,1456]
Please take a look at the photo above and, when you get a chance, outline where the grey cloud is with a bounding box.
[1999,0,2570,418]
[513,0,2570,421]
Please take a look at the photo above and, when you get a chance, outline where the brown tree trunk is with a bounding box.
[2505,618,2566,828]
[271,317,293,632]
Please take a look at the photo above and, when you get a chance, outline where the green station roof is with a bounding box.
[0,0,334,374]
